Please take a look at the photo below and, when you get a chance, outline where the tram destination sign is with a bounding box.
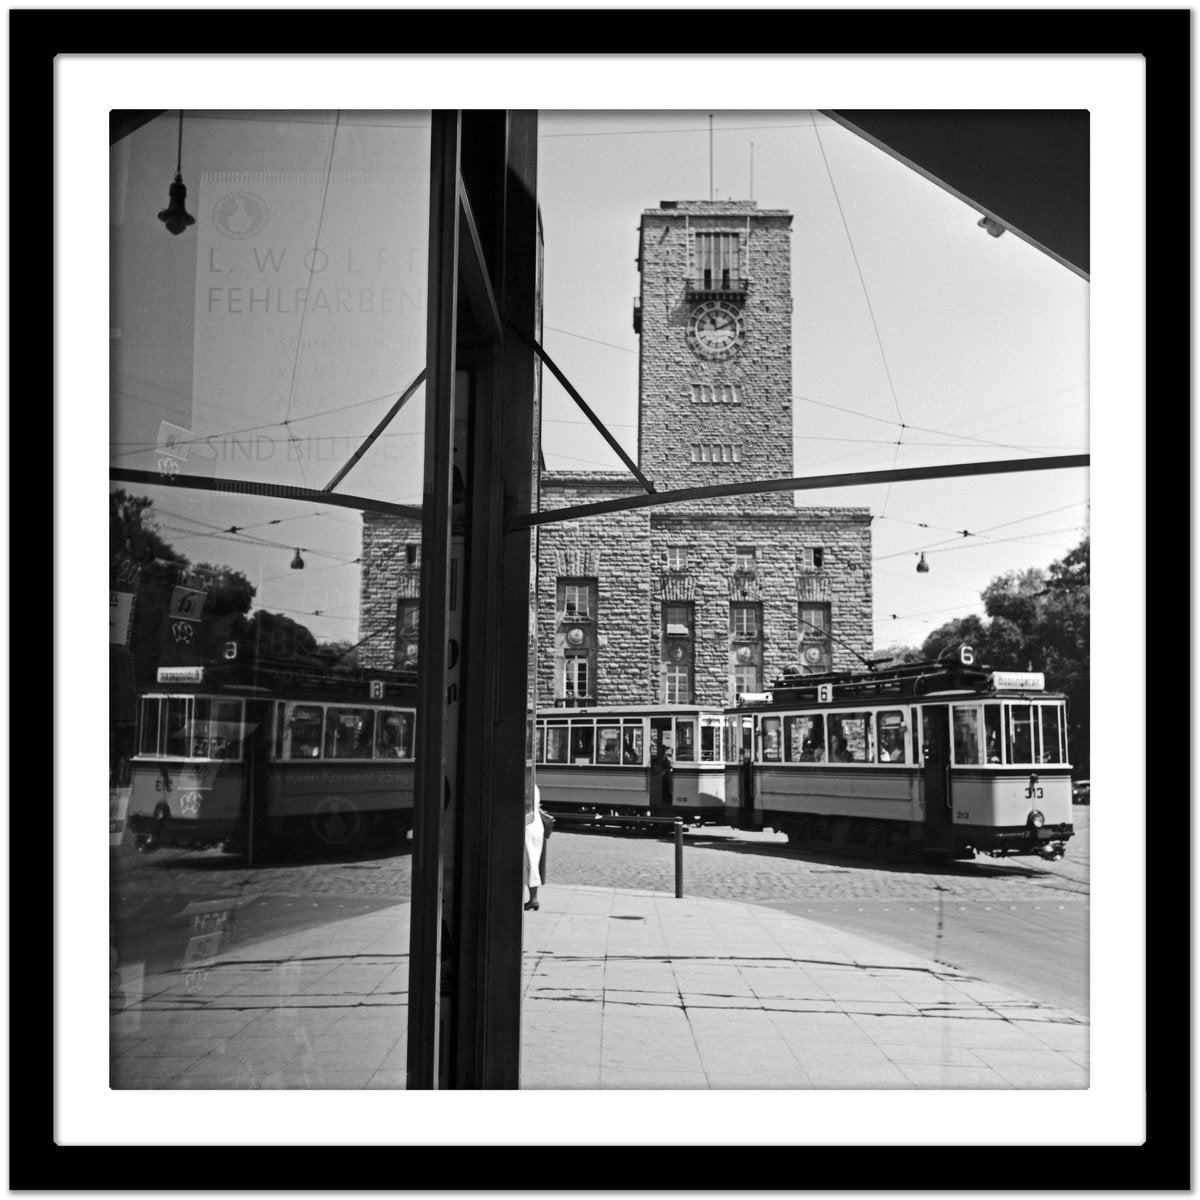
[157,666,205,684]
[990,671,1044,691]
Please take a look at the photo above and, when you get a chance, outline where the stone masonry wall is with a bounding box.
[359,512,422,670]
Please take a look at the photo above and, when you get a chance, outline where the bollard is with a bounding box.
[674,818,684,898]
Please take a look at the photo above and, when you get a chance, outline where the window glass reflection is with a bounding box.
[110,110,429,1092]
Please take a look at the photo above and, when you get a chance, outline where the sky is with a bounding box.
[111,107,1088,657]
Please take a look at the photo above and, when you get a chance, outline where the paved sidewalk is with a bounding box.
[110,885,1087,1090]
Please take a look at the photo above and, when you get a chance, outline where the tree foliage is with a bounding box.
[110,491,334,683]
[918,538,1090,773]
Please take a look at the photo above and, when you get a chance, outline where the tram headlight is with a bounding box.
[1028,809,1045,829]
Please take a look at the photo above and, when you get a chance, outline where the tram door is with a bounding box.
[921,705,953,847]
[649,718,674,811]
[736,716,756,826]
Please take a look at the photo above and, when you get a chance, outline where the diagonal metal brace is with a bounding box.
[509,322,655,494]
[323,367,428,493]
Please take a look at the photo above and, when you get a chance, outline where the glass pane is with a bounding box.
[596,725,621,764]
[111,111,431,1092]
[878,709,908,764]
[378,709,414,760]
[952,706,982,765]
[675,719,696,762]
[828,712,870,763]
[545,725,569,764]
[569,723,594,764]
[622,723,643,764]
[760,716,782,762]
[984,706,1003,763]
[1039,705,1064,763]
[1007,704,1036,764]
[287,704,324,758]
[165,697,190,758]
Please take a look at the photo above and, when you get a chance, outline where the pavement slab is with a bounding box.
[110,883,1087,1091]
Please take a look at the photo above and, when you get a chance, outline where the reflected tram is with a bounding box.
[126,663,417,855]
[729,645,1074,860]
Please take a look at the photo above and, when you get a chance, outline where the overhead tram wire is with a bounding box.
[282,109,342,490]
[811,111,907,519]
[107,381,426,463]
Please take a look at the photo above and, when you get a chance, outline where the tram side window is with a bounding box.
[190,698,244,759]
[785,714,825,762]
[288,705,324,759]
[760,716,782,762]
[536,724,546,764]
[1005,704,1039,765]
[1039,705,1065,763]
[723,718,738,762]
[828,712,870,763]
[325,708,374,759]
[675,719,696,762]
[545,725,568,764]
[165,697,191,758]
[622,722,643,764]
[700,719,721,762]
[378,710,414,759]
[139,697,162,755]
[596,724,621,764]
[952,706,982,765]
[984,705,1002,763]
[877,710,907,763]
[569,723,595,764]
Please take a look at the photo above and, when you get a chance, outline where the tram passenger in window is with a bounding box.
[830,735,853,763]
[879,730,905,763]
[986,732,1001,763]
[800,736,823,762]
[622,730,641,764]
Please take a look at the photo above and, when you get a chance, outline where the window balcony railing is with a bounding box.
[686,272,749,300]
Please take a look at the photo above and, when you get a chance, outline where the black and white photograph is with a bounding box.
[24,12,1179,1183]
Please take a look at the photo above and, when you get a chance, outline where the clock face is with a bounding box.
[687,301,745,360]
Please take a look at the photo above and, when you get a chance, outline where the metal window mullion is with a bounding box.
[407,109,461,1092]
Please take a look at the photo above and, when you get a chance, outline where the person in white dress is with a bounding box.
[524,784,544,911]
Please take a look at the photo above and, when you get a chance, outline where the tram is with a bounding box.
[534,704,734,825]
[728,646,1074,860]
[126,663,417,855]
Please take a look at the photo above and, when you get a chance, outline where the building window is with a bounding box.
[690,383,743,405]
[563,657,590,701]
[730,601,760,637]
[735,545,757,573]
[558,577,595,619]
[690,442,743,464]
[732,663,760,697]
[665,547,688,572]
[395,598,420,668]
[694,232,741,291]
[798,546,824,571]
[661,601,694,704]
[798,602,832,673]
[405,542,421,566]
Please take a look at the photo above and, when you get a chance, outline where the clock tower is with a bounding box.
[636,200,794,508]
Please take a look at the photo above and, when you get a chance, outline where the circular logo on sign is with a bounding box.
[212,191,269,239]
[311,796,361,847]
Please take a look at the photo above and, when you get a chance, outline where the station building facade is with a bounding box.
[359,199,874,706]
